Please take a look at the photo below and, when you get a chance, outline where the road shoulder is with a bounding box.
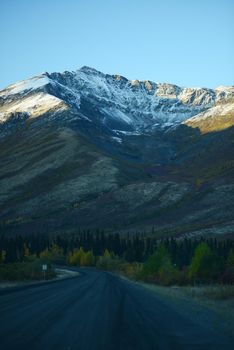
[137,281,234,341]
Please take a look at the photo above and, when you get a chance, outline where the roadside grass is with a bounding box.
[138,282,234,339]
[185,285,234,300]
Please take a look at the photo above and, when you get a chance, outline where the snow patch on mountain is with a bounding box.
[111,136,122,143]
[101,107,133,125]
[0,75,51,98]
[0,93,67,121]
[184,102,234,124]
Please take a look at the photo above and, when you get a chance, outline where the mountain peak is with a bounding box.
[78,66,104,75]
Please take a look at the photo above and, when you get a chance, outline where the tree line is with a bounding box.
[0,231,234,285]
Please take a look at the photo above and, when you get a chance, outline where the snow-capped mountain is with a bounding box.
[1,66,233,139]
[0,67,234,238]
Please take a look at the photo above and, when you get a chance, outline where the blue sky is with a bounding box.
[0,0,233,89]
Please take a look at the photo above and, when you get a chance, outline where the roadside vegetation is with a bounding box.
[0,260,55,281]
[0,232,233,288]
[0,245,55,281]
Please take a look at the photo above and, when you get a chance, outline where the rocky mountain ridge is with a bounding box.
[1,66,233,137]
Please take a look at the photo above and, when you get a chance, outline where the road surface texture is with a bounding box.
[0,269,233,350]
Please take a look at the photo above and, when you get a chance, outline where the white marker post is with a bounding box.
[42,264,47,280]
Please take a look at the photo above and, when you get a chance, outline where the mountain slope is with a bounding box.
[183,101,234,133]
[0,67,233,238]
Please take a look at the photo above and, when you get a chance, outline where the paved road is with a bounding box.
[0,269,233,350]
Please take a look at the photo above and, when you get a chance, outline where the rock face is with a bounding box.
[0,67,233,238]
